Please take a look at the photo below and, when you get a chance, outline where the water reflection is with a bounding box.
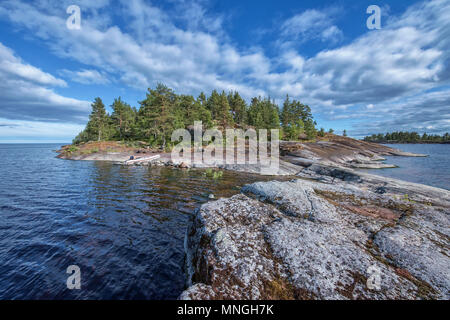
[0,144,282,299]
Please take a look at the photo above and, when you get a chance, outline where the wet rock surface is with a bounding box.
[181,168,449,300]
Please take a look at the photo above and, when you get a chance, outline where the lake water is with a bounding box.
[0,143,447,299]
[359,144,449,190]
[0,143,278,299]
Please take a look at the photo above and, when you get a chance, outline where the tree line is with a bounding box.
[363,131,450,143]
[73,83,320,148]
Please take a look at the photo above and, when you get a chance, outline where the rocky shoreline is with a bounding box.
[56,137,448,300]
[57,135,427,171]
[180,164,449,300]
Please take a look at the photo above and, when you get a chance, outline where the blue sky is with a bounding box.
[0,0,449,142]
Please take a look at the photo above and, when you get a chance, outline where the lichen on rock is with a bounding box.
[181,171,449,300]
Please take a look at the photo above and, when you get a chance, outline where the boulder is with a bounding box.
[181,177,450,300]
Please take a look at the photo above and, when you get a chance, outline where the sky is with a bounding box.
[0,0,449,143]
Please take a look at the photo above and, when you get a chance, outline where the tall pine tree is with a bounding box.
[137,84,179,148]
[86,97,109,141]
[281,95,316,140]
[227,91,247,126]
[111,97,136,140]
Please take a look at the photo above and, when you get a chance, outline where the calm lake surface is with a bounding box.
[359,144,449,190]
[0,143,278,299]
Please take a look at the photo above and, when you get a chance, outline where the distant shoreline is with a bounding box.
[363,131,449,144]
[380,141,450,144]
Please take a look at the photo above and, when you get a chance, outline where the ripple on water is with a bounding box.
[0,144,282,299]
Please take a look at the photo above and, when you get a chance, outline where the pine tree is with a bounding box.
[318,128,325,137]
[281,95,315,140]
[216,91,234,129]
[73,84,325,148]
[86,97,109,141]
[111,97,135,140]
[137,84,178,148]
[248,97,280,130]
[206,90,221,119]
[227,91,247,125]
[178,94,212,128]
[304,119,316,139]
[281,95,291,127]
[198,92,207,107]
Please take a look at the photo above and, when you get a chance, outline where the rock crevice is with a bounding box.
[181,171,449,300]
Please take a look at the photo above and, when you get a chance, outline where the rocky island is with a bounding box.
[57,135,449,300]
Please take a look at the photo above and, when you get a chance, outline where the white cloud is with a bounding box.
[347,89,450,136]
[0,42,91,123]
[0,117,84,142]
[0,0,449,137]
[0,0,269,98]
[300,26,443,106]
[0,43,66,87]
[321,25,343,42]
[280,8,343,44]
[60,69,110,85]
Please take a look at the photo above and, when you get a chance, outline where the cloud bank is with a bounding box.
[0,0,449,138]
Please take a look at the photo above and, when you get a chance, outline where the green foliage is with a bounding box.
[248,97,280,130]
[363,131,450,143]
[318,128,325,137]
[87,97,109,141]
[206,91,234,128]
[203,168,223,179]
[72,130,89,145]
[74,84,319,147]
[227,91,247,125]
[137,84,180,148]
[343,129,348,137]
[280,95,316,140]
[80,147,99,155]
[67,145,79,153]
[73,97,115,144]
[111,97,136,140]
[177,94,212,128]
[304,119,317,139]
[402,194,416,204]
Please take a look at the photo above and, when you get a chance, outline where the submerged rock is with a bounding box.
[181,170,450,300]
